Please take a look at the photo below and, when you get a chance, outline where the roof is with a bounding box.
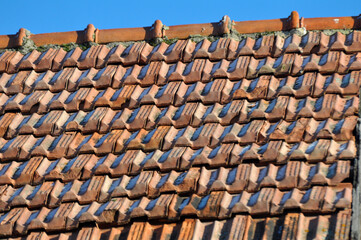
[0,11,359,239]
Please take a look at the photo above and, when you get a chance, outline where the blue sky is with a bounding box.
[0,0,360,35]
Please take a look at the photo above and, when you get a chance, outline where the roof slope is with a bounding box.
[0,12,359,239]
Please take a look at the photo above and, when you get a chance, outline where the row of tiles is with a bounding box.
[0,84,358,123]
[1,56,361,96]
[3,210,352,240]
[0,160,351,208]
[0,185,352,236]
[1,31,361,74]
[0,100,356,138]
[0,137,355,182]
[0,120,356,163]
[0,99,356,141]
[0,143,353,186]
[0,128,355,164]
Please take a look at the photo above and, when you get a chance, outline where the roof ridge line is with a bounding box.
[1,11,361,50]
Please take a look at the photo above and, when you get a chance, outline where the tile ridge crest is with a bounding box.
[1,11,361,50]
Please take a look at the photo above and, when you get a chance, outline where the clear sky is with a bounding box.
[0,0,360,35]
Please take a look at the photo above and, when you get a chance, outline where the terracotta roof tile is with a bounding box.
[0,13,359,239]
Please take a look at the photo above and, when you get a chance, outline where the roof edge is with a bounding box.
[1,11,361,49]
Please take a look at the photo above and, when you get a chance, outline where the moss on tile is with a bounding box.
[32,40,136,53]
[36,44,61,52]
[24,29,31,37]
[162,36,178,45]
[225,27,307,42]
[35,42,98,53]
[0,48,15,54]
[78,42,98,51]
[162,25,170,31]
[188,34,220,43]
[58,43,78,52]
[148,37,163,46]
[315,28,353,36]
[106,41,135,49]
[19,36,37,55]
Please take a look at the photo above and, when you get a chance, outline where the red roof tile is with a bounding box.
[0,11,359,239]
